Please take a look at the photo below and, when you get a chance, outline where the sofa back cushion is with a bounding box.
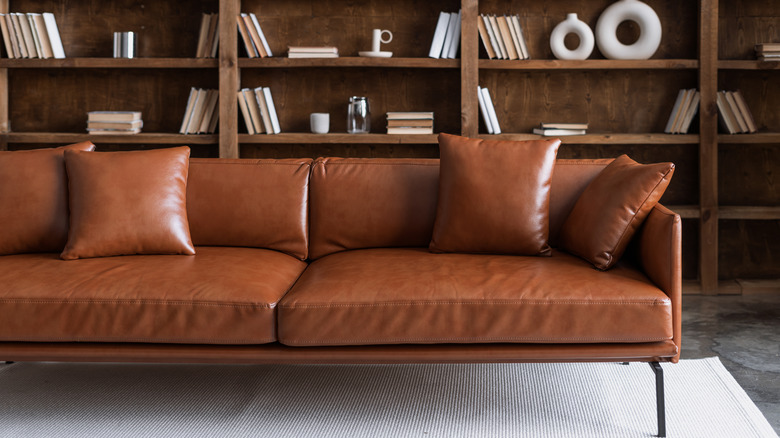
[187,158,312,260]
[309,157,612,260]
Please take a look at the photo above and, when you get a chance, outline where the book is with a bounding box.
[287,52,339,58]
[445,10,461,59]
[755,43,780,52]
[237,90,256,134]
[242,88,264,134]
[480,87,501,134]
[249,13,272,57]
[187,89,209,134]
[664,89,686,134]
[254,87,274,134]
[179,88,198,134]
[386,112,434,120]
[428,12,450,58]
[511,15,530,59]
[540,122,588,130]
[288,46,338,53]
[477,86,493,134]
[16,13,37,58]
[88,120,143,130]
[476,16,496,59]
[496,15,518,60]
[0,15,13,58]
[30,13,53,59]
[724,91,748,133]
[262,87,281,134]
[88,128,142,135]
[386,119,434,128]
[679,90,700,134]
[9,14,28,58]
[26,14,43,59]
[732,90,757,133]
[482,15,501,60]
[198,89,219,134]
[488,15,508,60]
[196,13,210,57]
[387,127,434,135]
[242,13,266,57]
[533,128,586,136]
[441,11,458,60]
[716,91,738,134]
[505,15,523,60]
[237,14,257,57]
[88,111,142,123]
[42,13,65,58]
[673,89,694,134]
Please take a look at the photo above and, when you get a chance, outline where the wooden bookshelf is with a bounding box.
[0,0,777,293]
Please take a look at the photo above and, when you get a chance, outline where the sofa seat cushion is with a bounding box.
[278,248,672,346]
[0,247,306,344]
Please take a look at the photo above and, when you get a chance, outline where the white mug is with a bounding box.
[372,29,393,53]
[310,113,330,134]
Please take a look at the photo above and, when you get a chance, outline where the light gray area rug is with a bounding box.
[0,357,775,438]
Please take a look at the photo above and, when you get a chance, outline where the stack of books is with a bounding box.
[477,86,501,134]
[287,46,338,58]
[179,88,219,135]
[477,14,530,60]
[664,89,700,134]
[386,112,434,135]
[87,111,142,135]
[195,13,219,58]
[428,10,461,59]
[236,12,272,58]
[237,87,281,134]
[533,123,588,136]
[716,90,757,134]
[755,43,780,61]
[0,12,65,59]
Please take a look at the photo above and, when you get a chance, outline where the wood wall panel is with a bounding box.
[8,142,217,157]
[719,220,780,279]
[241,143,439,159]
[718,144,780,205]
[718,71,780,131]
[718,0,780,59]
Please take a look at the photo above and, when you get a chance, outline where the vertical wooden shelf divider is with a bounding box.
[0,0,8,151]
[218,0,240,159]
[699,0,719,294]
[460,0,479,137]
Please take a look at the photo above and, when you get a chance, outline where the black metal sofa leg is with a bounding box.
[3,361,13,365]
[650,362,666,437]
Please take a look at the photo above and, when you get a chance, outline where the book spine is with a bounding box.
[255,87,274,134]
[680,91,700,134]
[476,16,495,60]
[0,15,14,58]
[481,87,501,134]
[196,13,210,58]
[42,13,65,58]
[482,15,501,60]
[180,87,198,134]
[446,10,461,59]
[477,86,494,134]
[511,15,529,59]
[441,12,457,59]
[263,87,282,134]
[250,13,272,57]
[237,14,258,58]
[664,89,685,134]
[488,15,507,60]
[428,12,450,59]
[26,14,43,59]
[237,90,256,135]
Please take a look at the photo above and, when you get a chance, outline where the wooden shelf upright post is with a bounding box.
[0,0,9,151]
[219,0,240,158]
[460,0,479,138]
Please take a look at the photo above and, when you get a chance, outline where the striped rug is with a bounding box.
[0,357,775,437]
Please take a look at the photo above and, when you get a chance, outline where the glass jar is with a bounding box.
[347,96,370,134]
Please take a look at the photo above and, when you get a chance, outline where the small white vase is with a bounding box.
[595,0,662,60]
[550,13,595,60]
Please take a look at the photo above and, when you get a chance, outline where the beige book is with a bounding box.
[30,14,53,59]
[664,89,686,133]
[504,15,523,60]
[88,120,143,130]
[16,13,38,58]
[5,14,20,58]
[476,15,496,59]
[387,119,434,128]
[725,91,748,133]
[243,14,266,57]
[236,14,257,57]
[26,14,43,58]
[511,15,530,59]
[716,91,738,134]
[0,15,14,58]
[679,90,700,134]
[205,13,219,58]
[187,89,209,134]
[198,90,219,133]
[732,90,757,133]
[481,15,502,60]
[237,90,256,135]
[386,127,433,135]
[671,89,693,134]
[88,128,141,135]
[196,13,210,57]
[254,87,274,134]
[488,15,507,59]
[9,14,28,58]
[242,88,264,133]
[88,111,142,122]
[496,15,518,60]
[206,93,220,134]
[179,88,198,134]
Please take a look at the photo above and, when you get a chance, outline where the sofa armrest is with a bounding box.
[636,204,682,362]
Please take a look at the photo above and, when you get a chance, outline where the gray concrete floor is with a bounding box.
[682,293,780,434]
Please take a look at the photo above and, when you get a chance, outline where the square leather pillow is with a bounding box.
[61,146,195,260]
[0,142,96,255]
[430,133,561,256]
[558,154,675,270]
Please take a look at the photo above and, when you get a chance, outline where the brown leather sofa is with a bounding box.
[0,156,680,436]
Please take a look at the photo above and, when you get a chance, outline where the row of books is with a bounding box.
[664,89,700,134]
[179,88,220,135]
[717,90,757,134]
[386,112,434,135]
[428,10,461,59]
[288,46,338,59]
[237,12,273,58]
[0,12,65,59]
[87,111,142,135]
[477,86,501,134]
[237,87,281,134]
[756,43,780,62]
[533,123,588,136]
[478,14,530,60]
[195,13,219,58]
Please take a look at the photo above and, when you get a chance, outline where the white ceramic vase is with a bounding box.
[550,13,595,60]
[595,0,662,60]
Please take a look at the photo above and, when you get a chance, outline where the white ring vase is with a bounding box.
[550,13,595,60]
[595,0,662,60]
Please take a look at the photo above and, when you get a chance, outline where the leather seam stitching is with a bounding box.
[280,300,671,308]
[0,299,276,308]
[283,336,672,344]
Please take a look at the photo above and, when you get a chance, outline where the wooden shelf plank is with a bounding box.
[0,58,218,68]
[478,59,698,70]
[238,133,440,144]
[667,205,701,219]
[717,133,780,143]
[2,133,218,144]
[238,57,459,69]
[718,60,780,70]
[477,133,699,144]
[719,206,780,220]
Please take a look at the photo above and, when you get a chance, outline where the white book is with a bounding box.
[26,14,43,59]
[263,87,281,134]
[387,127,433,135]
[481,87,501,134]
[446,10,461,59]
[287,52,339,58]
[533,128,586,136]
[488,15,507,60]
[725,91,748,133]
[237,90,256,135]
[242,88,264,134]
[249,13,272,57]
[16,13,37,58]
[428,12,450,59]
[664,89,686,134]
[672,89,693,134]
[680,90,700,134]
[482,15,502,60]
[386,112,434,120]
[254,87,274,134]
[42,13,65,58]
[505,15,523,60]
[179,87,198,134]
[732,90,757,133]
[288,46,338,53]
[477,86,493,134]
[186,89,209,134]
[0,15,14,58]
[30,13,53,59]
[198,90,219,134]
[8,14,27,58]
[510,15,529,59]
[441,11,458,59]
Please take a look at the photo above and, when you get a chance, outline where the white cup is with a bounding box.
[310,113,330,134]
[372,29,393,53]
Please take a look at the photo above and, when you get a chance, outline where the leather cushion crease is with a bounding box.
[559,154,675,270]
[61,146,195,260]
[430,133,561,256]
[0,142,95,255]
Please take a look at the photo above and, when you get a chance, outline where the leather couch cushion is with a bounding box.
[0,142,95,255]
[0,247,306,344]
[309,157,439,260]
[430,133,561,256]
[277,248,673,346]
[559,155,675,270]
[187,158,311,260]
[61,147,195,260]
